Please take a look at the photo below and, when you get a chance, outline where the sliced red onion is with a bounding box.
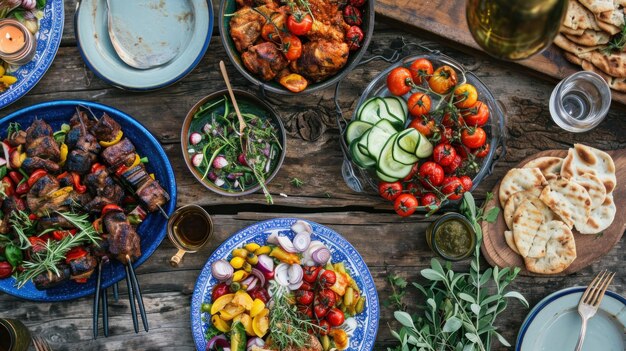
[207,172,218,181]
[207,334,229,350]
[213,155,229,169]
[250,268,266,287]
[247,337,265,350]
[211,259,233,282]
[190,132,202,145]
[256,255,274,274]
[311,247,331,265]
[289,280,304,291]
[291,220,313,235]
[241,275,256,287]
[191,153,204,167]
[238,153,248,166]
[214,178,225,187]
[2,142,11,170]
[292,232,311,252]
[246,277,259,291]
[274,263,290,286]
[277,236,298,253]
[288,264,303,285]
[266,232,279,245]
[0,157,6,167]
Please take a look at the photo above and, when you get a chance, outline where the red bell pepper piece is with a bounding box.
[91,163,106,174]
[71,172,87,194]
[27,169,47,187]
[56,171,69,180]
[8,171,22,185]
[28,237,46,254]
[101,204,123,216]
[65,247,88,264]
[15,181,29,195]
[2,177,14,196]
[28,213,37,221]
[74,278,88,283]
[115,164,128,177]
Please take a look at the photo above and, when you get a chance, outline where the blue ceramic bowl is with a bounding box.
[0,100,177,301]
[191,218,379,351]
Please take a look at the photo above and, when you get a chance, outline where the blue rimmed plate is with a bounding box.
[74,0,212,91]
[0,0,64,109]
[516,287,626,350]
[0,100,177,301]
[190,218,379,351]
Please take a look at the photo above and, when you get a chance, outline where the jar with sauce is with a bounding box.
[167,204,214,267]
[426,212,476,261]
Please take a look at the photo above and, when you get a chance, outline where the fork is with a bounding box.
[32,335,53,351]
[574,270,615,351]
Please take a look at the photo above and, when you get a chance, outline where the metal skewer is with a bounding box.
[126,254,149,332]
[124,263,139,333]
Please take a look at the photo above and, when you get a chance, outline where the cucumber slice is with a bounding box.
[392,138,419,165]
[415,132,434,158]
[366,122,393,161]
[376,98,404,129]
[350,136,375,168]
[396,128,420,154]
[383,96,408,124]
[345,121,372,145]
[377,134,414,179]
[356,98,381,124]
[372,119,397,134]
[357,129,371,156]
[376,170,399,182]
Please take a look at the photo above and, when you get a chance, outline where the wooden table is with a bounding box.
[0,1,624,350]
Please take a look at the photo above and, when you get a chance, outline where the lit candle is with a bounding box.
[0,24,25,54]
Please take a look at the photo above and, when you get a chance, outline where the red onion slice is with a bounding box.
[250,268,266,287]
[256,255,274,274]
[288,264,303,286]
[292,232,311,252]
[211,259,234,282]
[246,277,258,291]
[277,236,298,253]
[274,263,290,286]
[207,335,229,350]
[247,337,265,350]
[291,220,313,235]
[311,247,331,265]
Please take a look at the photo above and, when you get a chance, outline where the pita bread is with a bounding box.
[523,157,563,180]
[581,59,626,92]
[564,52,584,65]
[561,144,617,193]
[524,220,577,274]
[504,230,520,255]
[553,34,603,57]
[562,0,602,31]
[595,19,621,35]
[499,168,547,206]
[596,7,625,28]
[574,172,607,209]
[503,188,543,229]
[539,178,592,229]
[565,30,610,46]
[578,0,615,13]
[512,198,556,258]
[577,194,616,234]
[560,25,585,36]
[578,50,626,78]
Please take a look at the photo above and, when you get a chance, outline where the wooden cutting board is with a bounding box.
[375,0,626,106]
[480,148,626,276]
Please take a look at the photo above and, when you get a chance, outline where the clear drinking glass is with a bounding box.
[549,71,611,133]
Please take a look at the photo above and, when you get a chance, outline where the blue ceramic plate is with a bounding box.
[0,100,177,301]
[190,218,379,351]
[0,0,64,109]
[517,287,626,350]
[74,0,212,91]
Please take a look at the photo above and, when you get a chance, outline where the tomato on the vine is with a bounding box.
[459,175,473,191]
[319,270,337,288]
[346,25,364,51]
[443,154,462,174]
[421,192,440,207]
[474,143,490,158]
[394,193,418,217]
[315,289,337,310]
[442,176,464,200]
[453,83,478,108]
[298,304,314,318]
[282,34,302,60]
[326,308,345,327]
[287,13,313,36]
[407,92,431,117]
[378,181,403,201]
[419,162,445,187]
[318,319,331,335]
[462,101,489,126]
[461,127,487,149]
[212,283,230,301]
[433,143,457,167]
[303,266,321,283]
[428,65,457,94]
[408,58,434,85]
[386,67,413,96]
[403,163,419,181]
[438,126,454,144]
[442,112,464,128]
[296,289,314,305]
[314,304,329,319]
[343,5,362,25]
[409,118,436,137]
[406,182,421,195]
[261,13,285,41]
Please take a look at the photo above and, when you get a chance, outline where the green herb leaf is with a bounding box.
[442,316,462,333]
[421,268,446,281]
[394,311,415,329]
[503,291,529,308]
[483,207,500,223]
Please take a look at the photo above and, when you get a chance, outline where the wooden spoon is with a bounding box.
[219,61,247,135]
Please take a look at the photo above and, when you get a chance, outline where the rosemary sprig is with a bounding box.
[603,24,626,54]
[290,177,304,188]
[268,281,321,349]
[9,210,38,250]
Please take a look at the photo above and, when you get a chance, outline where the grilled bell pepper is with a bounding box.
[98,130,123,147]
[65,247,88,264]
[269,247,300,264]
[102,204,123,216]
[59,143,68,166]
[71,172,87,193]
[27,169,47,187]
[91,163,105,174]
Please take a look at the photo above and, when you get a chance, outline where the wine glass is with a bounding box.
[466,0,568,60]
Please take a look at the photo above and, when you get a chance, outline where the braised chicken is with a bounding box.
[242,42,290,81]
[230,7,265,53]
[291,40,349,82]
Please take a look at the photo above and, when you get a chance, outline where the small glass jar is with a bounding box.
[0,19,37,66]
[426,212,476,261]
[167,204,214,267]
[0,318,31,351]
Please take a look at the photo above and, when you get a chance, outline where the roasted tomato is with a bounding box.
[303,266,321,283]
[463,101,489,127]
[474,143,490,158]
[319,270,337,288]
[442,154,462,174]
[438,126,455,144]
[316,289,337,309]
[346,25,364,51]
[442,112,464,128]
[318,319,331,335]
[403,163,420,181]
[296,289,315,305]
[441,176,464,200]
[409,117,437,137]
[394,193,418,217]
[409,58,434,85]
[453,83,478,108]
[419,161,445,187]
[279,73,308,93]
[212,283,231,301]
[343,5,362,25]
[407,92,431,117]
[459,175,473,191]
[421,192,440,207]
[282,34,302,60]
[378,181,403,201]
[428,65,458,94]
[433,143,457,166]
[326,308,345,327]
[287,13,313,36]
[261,13,285,41]
[406,182,421,195]
[387,67,413,96]
[461,127,487,149]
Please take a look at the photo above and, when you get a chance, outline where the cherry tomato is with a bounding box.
[282,34,302,61]
[438,126,454,144]
[349,0,366,6]
[261,13,285,41]
[279,73,308,93]
[407,92,431,117]
[419,161,445,187]
[0,261,11,279]
[428,65,458,94]
[421,192,440,207]
[378,181,403,201]
[453,83,478,108]
[402,163,419,181]
[408,58,434,85]
[386,67,412,96]
[315,289,337,309]
[441,176,464,200]
[212,283,230,301]
[300,281,313,291]
[406,182,421,195]
[326,308,345,327]
[455,145,469,159]
[319,270,336,288]
[346,25,364,51]
[442,112,464,128]
[262,23,279,41]
[314,304,329,319]
[296,289,315,305]
[318,319,331,335]
[298,304,314,318]
[461,127,487,149]
[409,118,437,137]
[433,143,457,167]
[343,5,362,25]
[459,175,473,192]
[463,101,489,126]
[442,154,462,174]
[249,288,270,304]
[303,266,321,283]
[1,177,14,197]
[394,193,418,217]
[287,13,313,36]
[474,143,490,158]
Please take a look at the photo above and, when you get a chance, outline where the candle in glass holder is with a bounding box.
[0,19,36,66]
[0,23,24,54]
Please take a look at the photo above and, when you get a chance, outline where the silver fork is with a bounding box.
[32,335,53,351]
[574,270,615,351]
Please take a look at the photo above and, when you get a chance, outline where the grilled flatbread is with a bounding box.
[578,51,626,78]
[539,178,592,229]
[578,0,615,13]
[574,172,607,209]
[564,52,584,65]
[562,0,602,31]
[499,168,548,206]
[560,25,585,36]
[504,230,520,255]
[561,144,617,193]
[596,7,625,28]
[512,198,556,258]
[523,157,563,180]
[595,19,621,35]
[503,188,543,230]
[577,194,616,234]
[524,220,577,274]
[565,30,610,46]
[581,59,626,92]
[553,34,603,57]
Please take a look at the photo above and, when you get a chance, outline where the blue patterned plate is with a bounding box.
[0,0,64,109]
[191,218,379,351]
[0,100,177,301]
